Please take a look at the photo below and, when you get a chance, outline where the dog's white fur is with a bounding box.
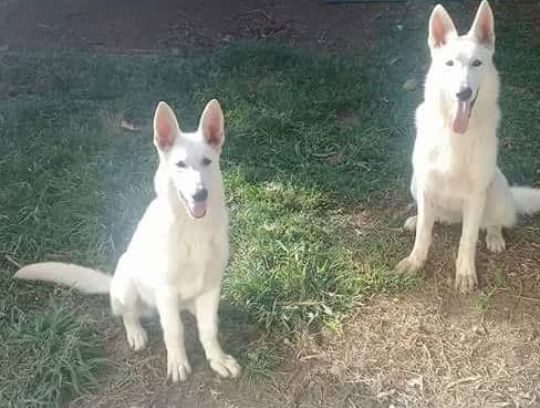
[15,100,240,382]
[397,1,540,293]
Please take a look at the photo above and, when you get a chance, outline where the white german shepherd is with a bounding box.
[15,100,240,382]
[397,1,540,293]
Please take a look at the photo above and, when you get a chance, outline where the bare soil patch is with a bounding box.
[0,0,414,51]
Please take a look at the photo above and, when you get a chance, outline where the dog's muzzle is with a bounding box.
[178,190,208,219]
[451,88,479,134]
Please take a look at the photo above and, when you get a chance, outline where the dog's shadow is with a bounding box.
[134,301,258,372]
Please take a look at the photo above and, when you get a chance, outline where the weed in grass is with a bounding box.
[475,289,497,312]
[0,304,103,407]
[494,266,509,289]
[243,342,283,380]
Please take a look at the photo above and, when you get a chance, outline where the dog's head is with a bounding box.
[427,1,496,133]
[153,99,224,220]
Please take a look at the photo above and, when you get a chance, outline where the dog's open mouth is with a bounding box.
[189,201,207,219]
[451,92,479,134]
[178,193,207,219]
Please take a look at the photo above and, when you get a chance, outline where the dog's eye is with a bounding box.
[202,158,212,166]
[176,161,186,168]
[472,59,482,67]
[446,60,454,67]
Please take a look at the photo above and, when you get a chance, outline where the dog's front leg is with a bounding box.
[396,188,435,274]
[195,287,240,378]
[455,192,486,294]
[155,288,191,382]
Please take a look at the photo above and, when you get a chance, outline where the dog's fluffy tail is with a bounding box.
[14,262,111,294]
[512,187,540,215]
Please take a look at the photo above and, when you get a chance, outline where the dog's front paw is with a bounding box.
[209,354,241,378]
[167,350,192,382]
[396,255,424,274]
[455,259,478,294]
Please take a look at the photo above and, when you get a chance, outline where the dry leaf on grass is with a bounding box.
[120,120,140,132]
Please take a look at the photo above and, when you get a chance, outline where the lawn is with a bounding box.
[1,5,539,407]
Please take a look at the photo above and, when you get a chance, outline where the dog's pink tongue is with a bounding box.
[191,202,207,219]
[452,101,471,134]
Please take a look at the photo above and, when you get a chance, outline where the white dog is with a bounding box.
[397,1,540,293]
[15,100,240,382]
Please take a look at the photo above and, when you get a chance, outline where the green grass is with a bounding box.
[0,300,103,407]
[475,288,496,312]
[1,4,540,405]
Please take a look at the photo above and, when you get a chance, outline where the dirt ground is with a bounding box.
[0,0,416,51]
[2,0,536,52]
[3,0,540,407]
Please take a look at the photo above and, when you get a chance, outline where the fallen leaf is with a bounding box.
[403,78,418,91]
[121,120,140,132]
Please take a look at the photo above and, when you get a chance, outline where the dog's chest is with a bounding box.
[416,136,479,207]
[429,148,472,189]
[126,200,228,302]
[166,221,227,299]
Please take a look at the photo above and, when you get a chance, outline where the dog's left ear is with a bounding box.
[199,99,224,150]
[468,0,495,49]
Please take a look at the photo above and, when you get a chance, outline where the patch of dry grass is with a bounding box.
[292,290,540,407]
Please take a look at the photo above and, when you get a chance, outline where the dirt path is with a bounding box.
[3,0,535,52]
[0,0,415,51]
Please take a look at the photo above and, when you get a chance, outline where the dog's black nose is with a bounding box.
[192,188,208,202]
[456,87,473,101]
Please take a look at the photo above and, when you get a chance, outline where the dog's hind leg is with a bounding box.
[396,190,436,274]
[404,174,419,232]
[482,170,517,253]
[110,271,148,351]
[404,215,417,231]
[122,311,148,351]
[485,225,505,253]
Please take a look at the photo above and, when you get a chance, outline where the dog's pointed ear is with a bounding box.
[199,99,224,150]
[428,4,457,49]
[154,101,180,151]
[468,0,495,49]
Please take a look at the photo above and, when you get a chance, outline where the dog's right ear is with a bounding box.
[428,4,457,49]
[153,101,180,151]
